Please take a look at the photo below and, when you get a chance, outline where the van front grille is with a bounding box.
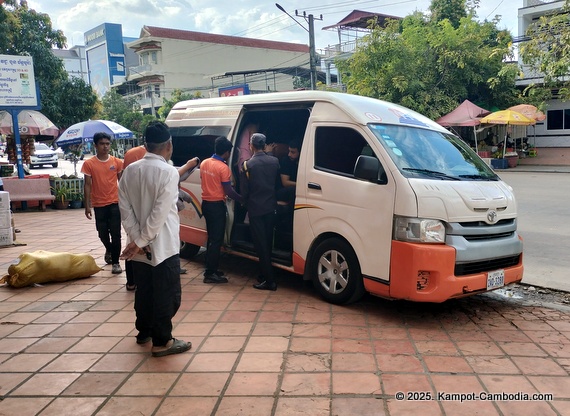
[455,255,521,276]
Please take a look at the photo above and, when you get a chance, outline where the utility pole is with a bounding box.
[148,85,156,118]
[276,4,322,90]
[308,13,317,90]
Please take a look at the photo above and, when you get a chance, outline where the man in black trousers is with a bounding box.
[241,133,280,291]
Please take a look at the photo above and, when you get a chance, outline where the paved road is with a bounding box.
[500,170,570,292]
[29,157,85,177]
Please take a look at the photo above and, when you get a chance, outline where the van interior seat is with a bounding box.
[271,142,289,160]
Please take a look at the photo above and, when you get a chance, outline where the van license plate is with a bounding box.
[487,269,504,290]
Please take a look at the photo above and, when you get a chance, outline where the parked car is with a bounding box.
[30,142,58,168]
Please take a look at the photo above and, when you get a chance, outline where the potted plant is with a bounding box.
[51,185,71,209]
[504,151,519,168]
[69,191,84,209]
[490,151,508,169]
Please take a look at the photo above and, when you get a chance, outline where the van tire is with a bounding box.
[310,238,365,304]
[180,241,201,259]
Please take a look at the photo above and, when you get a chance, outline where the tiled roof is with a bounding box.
[136,26,309,53]
[323,10,401,30]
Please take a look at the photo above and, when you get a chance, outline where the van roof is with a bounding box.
[169,91,447,132]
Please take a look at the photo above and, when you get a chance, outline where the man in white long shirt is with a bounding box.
[119,121,191,358]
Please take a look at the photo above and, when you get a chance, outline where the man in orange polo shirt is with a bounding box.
[123,144,147,168]
[200,136,242,283]
[82,132,124,275]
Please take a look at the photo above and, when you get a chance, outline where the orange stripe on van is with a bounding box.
[294,204,322,211]
[292,252,305,274]
[180,187,203,218]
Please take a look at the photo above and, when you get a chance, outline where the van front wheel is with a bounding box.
[310,238,365,304]
[180,241,201,259]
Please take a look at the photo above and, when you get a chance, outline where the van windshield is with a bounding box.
[369,124,498,181]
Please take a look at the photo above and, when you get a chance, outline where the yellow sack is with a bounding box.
[0,250,102,288]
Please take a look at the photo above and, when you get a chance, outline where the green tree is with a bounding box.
[519,0,570,103]
[0,1,99,127]
[336,3,519,120]
[100,89,140,124]
[292,75,311,90]
[429,0,469,28]
[158,89,201,119]
[122,112,157,138]
[52,77,98,129]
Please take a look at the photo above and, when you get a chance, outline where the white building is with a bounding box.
[122,26,313,114]
[52,45,88,83]
[517,0,569,164]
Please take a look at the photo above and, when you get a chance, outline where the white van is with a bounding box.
[166,91,523,304]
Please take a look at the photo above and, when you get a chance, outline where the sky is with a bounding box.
[26,0,520,52]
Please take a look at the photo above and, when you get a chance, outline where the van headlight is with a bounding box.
[394,216,445,243]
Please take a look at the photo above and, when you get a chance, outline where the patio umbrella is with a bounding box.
[480,110,536,158]
[508,104,545,148]
[0,110,59,137]
[56,119,133,147]
[508,104,546,121]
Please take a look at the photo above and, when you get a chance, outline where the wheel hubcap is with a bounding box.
[318,249,349,294]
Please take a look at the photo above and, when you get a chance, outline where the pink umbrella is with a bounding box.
[0,110,59,137]
[508,104,546,121]
[508,104,545,148]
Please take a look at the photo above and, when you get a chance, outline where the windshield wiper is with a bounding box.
[457,174,497,181]
[402,168,460,180]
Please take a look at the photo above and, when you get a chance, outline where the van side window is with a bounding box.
[170,126,232,167]
[314,127,377,176]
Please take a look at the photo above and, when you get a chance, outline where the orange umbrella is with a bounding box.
[508,104,546,121]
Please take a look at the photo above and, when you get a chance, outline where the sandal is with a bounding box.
[126,284,136,291]
[151,338,192,357]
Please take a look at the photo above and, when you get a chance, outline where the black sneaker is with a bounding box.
[203,273,228,284]
[104,250,112,264]
[214,270,225,277]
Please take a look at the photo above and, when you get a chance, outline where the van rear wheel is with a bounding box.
[310,238,365,304]
[180,241,200,259]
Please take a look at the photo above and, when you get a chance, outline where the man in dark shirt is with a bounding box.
[277,139,300,204]
[241,133,281,291]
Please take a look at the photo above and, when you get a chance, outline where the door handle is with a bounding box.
[308,182,321,190]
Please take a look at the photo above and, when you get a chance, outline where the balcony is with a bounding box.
[128,64,154,79]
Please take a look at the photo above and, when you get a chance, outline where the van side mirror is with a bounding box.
[354,155,387,184]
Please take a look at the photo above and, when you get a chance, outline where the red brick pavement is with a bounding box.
[0,208,569,415]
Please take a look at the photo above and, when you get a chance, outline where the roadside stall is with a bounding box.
[480,110,536,169]
[435,100,491,152]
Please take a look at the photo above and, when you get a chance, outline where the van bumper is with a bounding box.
[366,241,524,303]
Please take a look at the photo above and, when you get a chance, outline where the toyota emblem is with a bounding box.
[487,210,498,224]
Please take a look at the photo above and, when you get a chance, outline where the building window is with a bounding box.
[547,109,570,130]
[151,51,157,64]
